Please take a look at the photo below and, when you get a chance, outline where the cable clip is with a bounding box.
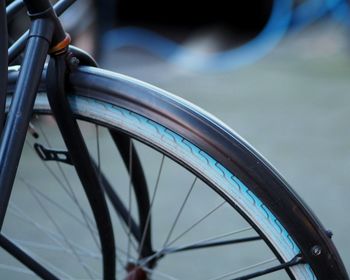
[49,33,71,55]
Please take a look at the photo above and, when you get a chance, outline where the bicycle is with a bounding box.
[0,0,348,279]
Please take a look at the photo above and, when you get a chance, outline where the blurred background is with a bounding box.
[78,0,350,271]
[6,0,350,276]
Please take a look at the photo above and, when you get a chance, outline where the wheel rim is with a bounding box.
[0,94,316,279]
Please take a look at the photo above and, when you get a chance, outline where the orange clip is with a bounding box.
[49,33,71,55]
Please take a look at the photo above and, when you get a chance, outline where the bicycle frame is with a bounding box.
[0,0,67,229]
[0,1,7,134]
[0,0,53,226]
[0,0,116,278]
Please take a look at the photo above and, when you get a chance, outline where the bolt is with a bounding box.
[68,56,80,70]
[326,229,333,239]
[311,245,322,256]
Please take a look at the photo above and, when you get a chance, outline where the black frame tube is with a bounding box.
[0,19,54,229]
[0,233,59,279]
[6,0,25,22]
[46,54,116,280]
[0,0,8,134]
[23,0,52,13]
[2,1,116,278]
[9,0,76,64]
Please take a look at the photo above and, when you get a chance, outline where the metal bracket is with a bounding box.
[34,143,72,165]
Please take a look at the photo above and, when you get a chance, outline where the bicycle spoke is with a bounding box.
[95,125,101,173]
[0,233,59,280]
[92,131,141,250]
[25,183,97,279]
[167,200,226,247]
[132,200,230,272]
[25,141,97,242]
[169,236,261,255]
[36,122,100,248]
[10,190,97,278]
[230,254,303,280]
[110,130,154,258]
[162,227,257,255]
[9,205,98,260]
[140,227,256,269]
[0,263,34,276]
[127,139,133,263]
[99,168,141,243]
[163,176,197,247]
[114,208,139,253]
[1,219,72,279]
[138,155,165,259]
[18,177,98,235]
[12,238,100,259]
[12,235,132,273]
[208,257,278,280]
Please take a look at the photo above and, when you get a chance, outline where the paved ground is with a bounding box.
[100,21,350,272]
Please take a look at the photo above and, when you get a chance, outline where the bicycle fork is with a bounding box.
[0,0,116,279]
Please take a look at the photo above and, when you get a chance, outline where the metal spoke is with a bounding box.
[208,257,278,280]
[138,227,256,268]
[163,177,197,247]
[12,235,133,271]
[12,238,100,259]
[36,122,100,249]
[25,141,97,242]
[100,168,141,244]
[230,254,303,280]
[138,155,165,259]
[2,211,74,279]
[0,264,34,276]
[95,125,101,172]
[9,205,99,260]
[134,200,228,268]
[18,177,98,235]
[10,203,97,279]
[162,227,257,255]
[167,236,261,255]
[127,139,133,263]
[167,200,226,247]
[25,183,96,279]
[110,130,154,258]
[0,234,60,280]
[110,204,138,253]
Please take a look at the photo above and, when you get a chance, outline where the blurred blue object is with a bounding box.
[292,0,350,31]
[291,0,330,32]
[101,0,350,72]
[329,0,350,24]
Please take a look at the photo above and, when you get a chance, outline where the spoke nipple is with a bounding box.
[311,245,322,256]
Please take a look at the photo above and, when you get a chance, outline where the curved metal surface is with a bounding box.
[7,65,349,279]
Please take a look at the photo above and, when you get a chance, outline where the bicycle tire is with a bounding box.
[5,65,348,280]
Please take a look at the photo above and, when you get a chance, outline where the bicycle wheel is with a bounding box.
[3,65,348,279]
